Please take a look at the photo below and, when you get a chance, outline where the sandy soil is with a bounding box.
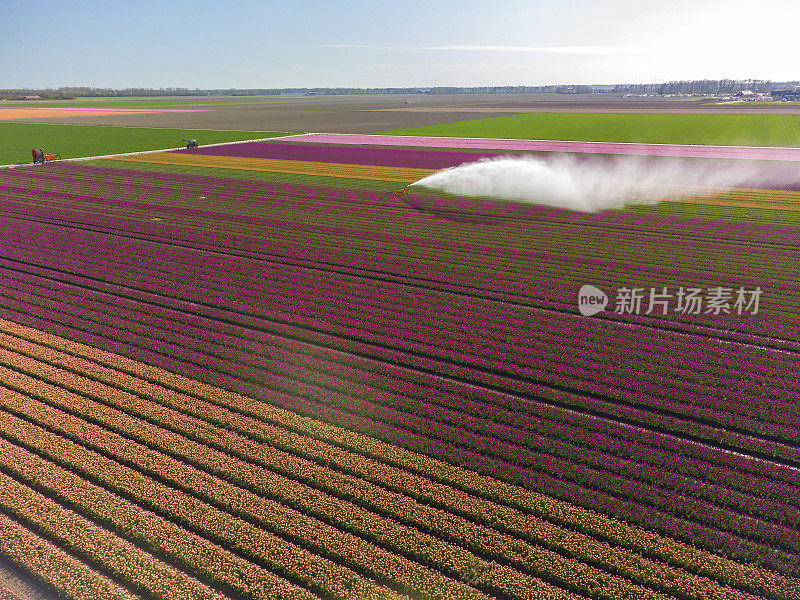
[8,93,800,133]
[0,560,63,600]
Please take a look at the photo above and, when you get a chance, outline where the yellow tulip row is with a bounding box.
[0,511,138,600]
[1,321,795,600]
[112,153,436,183]
[0,469,227,600]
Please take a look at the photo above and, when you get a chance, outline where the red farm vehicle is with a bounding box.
[31,149,60,164]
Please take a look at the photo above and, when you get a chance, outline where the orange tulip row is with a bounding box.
[0,513,136,600]
[1,324,796,600]
[0,469,227,600]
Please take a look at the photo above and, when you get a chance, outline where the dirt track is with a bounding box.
[8,94,800,133]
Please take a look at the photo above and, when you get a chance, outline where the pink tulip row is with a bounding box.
[0,347,788,600]
[1,324,797,600]
[4,315,794,600]
[0,510,138,600]
[0,370,544,600]
[279,133,800,161]
[0,458,230,600]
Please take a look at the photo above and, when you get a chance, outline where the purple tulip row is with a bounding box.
[5,178,798,353]
[9,222,796,414]
[180,141,506,169]
[3,219,796,446]
[1,274,797,578]
[1,234,800,474]
[12,165,800,278]
[4,234,799,472]
[1,202,800,454]
[24,160,800,245]
[4,224,792,516]
[3,211,796,460]
[3,177,797,330]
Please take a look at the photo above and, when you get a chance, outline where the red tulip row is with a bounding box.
[0,510,138,600]
[0,328,796,600]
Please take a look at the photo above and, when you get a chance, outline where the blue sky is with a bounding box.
[1,0,798,88]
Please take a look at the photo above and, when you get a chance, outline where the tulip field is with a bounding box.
[0,136,798,600]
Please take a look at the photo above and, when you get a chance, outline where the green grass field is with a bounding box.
[383,112,800,147]
[0,124,290,165]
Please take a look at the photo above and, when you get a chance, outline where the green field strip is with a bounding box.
[382,113,800,146]
[0,124,290,166]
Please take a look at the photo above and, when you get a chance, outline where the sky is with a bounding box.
[1,0,799,89]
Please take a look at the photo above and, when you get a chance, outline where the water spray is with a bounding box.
[406,154,776,213]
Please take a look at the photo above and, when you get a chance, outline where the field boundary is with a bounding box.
[0,133,303,169]
[289,132,800,161]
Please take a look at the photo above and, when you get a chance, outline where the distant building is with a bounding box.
[735,90,756,99]
[772,89,800,101]
[22,95,41,100]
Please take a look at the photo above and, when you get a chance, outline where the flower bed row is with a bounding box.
[0,511,138,600]
[1,274,797,577]
[2,264,798,552]
[0,372,780,600]
[2,317,794,600]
